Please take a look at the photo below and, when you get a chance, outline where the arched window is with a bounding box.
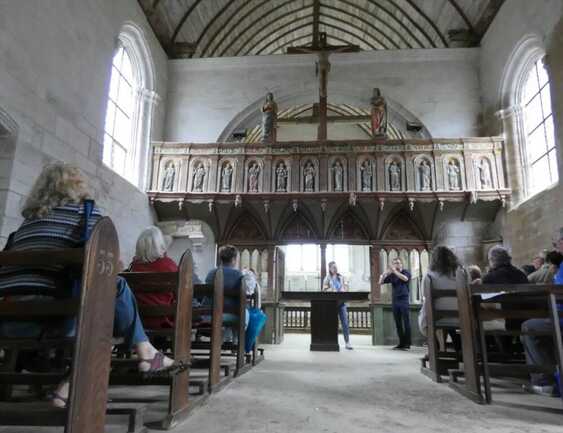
[102,23,159,188]
[520,57,558,194]
[103,44,135,177]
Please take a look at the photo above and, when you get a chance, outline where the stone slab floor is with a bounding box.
[2,334,561,432]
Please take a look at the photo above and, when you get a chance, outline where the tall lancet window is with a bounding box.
[521,57,557,195]
[103,44,136,179]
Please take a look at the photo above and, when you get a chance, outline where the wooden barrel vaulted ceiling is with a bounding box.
[139,0,505,58]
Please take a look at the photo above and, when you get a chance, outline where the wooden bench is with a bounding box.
[450,279,563,406]
[0,217,119,433]
[113,250,195,429]
[420,281,460,383]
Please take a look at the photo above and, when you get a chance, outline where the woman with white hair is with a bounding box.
[128,226,181,329]
[0,163,176,407]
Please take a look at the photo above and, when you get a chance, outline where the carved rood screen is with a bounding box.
[149,138,510,208]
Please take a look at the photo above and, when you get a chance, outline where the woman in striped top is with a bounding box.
[0,163,175,407]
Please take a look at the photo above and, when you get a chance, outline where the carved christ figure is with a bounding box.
[389,161,401,191]
[276,162,288,192]
[304,162,315,192]
[193,163,206,192]
[447,161,461,190]
[332,161,343,191]
[261,92,278,142]
[419,160,431,191]
[371,88,388,136]
[162,162,175,191]
[248,163,260,192]
[361,160,373,192]
[221,163,233,192]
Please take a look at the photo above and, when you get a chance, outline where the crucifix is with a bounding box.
[286,28,360,140]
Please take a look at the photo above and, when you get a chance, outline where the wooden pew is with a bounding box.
[0,217,119,433]
[420,281,460,383]
[450,278,563,406]
[113,250,194,430]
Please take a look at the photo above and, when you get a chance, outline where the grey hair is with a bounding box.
[135,226,168,263]
[488,246,512,268]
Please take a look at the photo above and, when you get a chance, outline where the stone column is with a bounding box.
[496,105,525,204]
[137,88,160,191]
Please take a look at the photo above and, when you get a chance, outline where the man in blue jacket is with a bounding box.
[380,258,412,350]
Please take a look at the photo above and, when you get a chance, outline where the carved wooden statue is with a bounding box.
[332,161,343,191]
[389,161,401,191]
[248,163,260,192]
[162,161,176,191]
[370,88,388,136]
[221,163,233,192]
[193,163,206,192]
[304,162,316,192]
[447,161,461,190]
[361,160,373,192]
[261,92,278,142]
[419,160,431,191]
[276,162,288,192]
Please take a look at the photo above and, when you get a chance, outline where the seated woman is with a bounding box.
[0,163,175,407]
[418,246,461,352]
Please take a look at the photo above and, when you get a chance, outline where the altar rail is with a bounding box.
[284,306,371,334]
[150,138,509,200]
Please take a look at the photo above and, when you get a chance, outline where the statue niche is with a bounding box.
[388,160,402,191]
[161,161,176,192]
[261,92,278,142]
[331,160,344,192]
[275,161,289,192]
[446,159,462,191]
[192,162,207,192]
[220,162,233,192]
[360,159,374,192]
[476,158,492,190]
[303,161,316,192]
[417,159,432,191]
[247,162,261,193]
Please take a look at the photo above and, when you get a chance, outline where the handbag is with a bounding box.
[244,307,267,353]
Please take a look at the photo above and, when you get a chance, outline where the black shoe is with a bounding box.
[392,345,404,350]
[399,346,410,351]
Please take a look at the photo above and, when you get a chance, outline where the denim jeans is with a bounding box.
[392,303,411,347]
[338,303,350,343]
[521,318,563,385]
[0,277,148,348]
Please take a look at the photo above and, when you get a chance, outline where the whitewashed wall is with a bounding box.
[0,0,168,262]
[164,48,482,142]
[479,0,563,263]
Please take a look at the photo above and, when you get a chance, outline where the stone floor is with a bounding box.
[2,334,562,432]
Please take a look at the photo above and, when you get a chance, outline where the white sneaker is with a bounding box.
[345,342,353,350]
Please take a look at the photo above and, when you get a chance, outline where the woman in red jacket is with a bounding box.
[128,226,178,328]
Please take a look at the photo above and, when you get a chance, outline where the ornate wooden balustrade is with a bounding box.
[149,138,510,209]
[284,305,371,334]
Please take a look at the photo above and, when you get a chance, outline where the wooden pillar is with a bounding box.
[320,243,327,290]
[370,246,381,303]
[267,246,275,302]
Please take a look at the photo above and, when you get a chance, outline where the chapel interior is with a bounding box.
[0,1,563,432]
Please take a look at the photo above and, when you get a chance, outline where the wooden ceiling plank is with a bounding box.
[403,0,449,47]
[170,0,206,44]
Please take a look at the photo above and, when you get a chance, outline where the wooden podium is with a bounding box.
[281,291,370,351]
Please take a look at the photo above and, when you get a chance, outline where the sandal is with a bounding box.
[138,352,189,378]
[47,391,68,409]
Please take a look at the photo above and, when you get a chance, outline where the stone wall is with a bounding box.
[0,0,168,262]
[165,48,482,142]
[480,1,563,264]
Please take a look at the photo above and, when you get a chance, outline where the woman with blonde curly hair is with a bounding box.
[0,163,176,407]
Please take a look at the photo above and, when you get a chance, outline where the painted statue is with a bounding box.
[478,159,492,189]
[193,163,206,192]
[447,160,461,190]
[419,160,431,191]
[261,92,278,142]
[333,161,343,191]
[304,162,315,192]
[221,163,233,192]
[389,161,401,191]
[276,162,288,192]
[248,163,260,192]
[370,88,388,136]
[361,160,373,192]
[162,161,175,191]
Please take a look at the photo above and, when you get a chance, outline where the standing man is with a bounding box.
[379,258,411,350]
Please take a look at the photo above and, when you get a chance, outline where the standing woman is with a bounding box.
[323,261,353,350]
